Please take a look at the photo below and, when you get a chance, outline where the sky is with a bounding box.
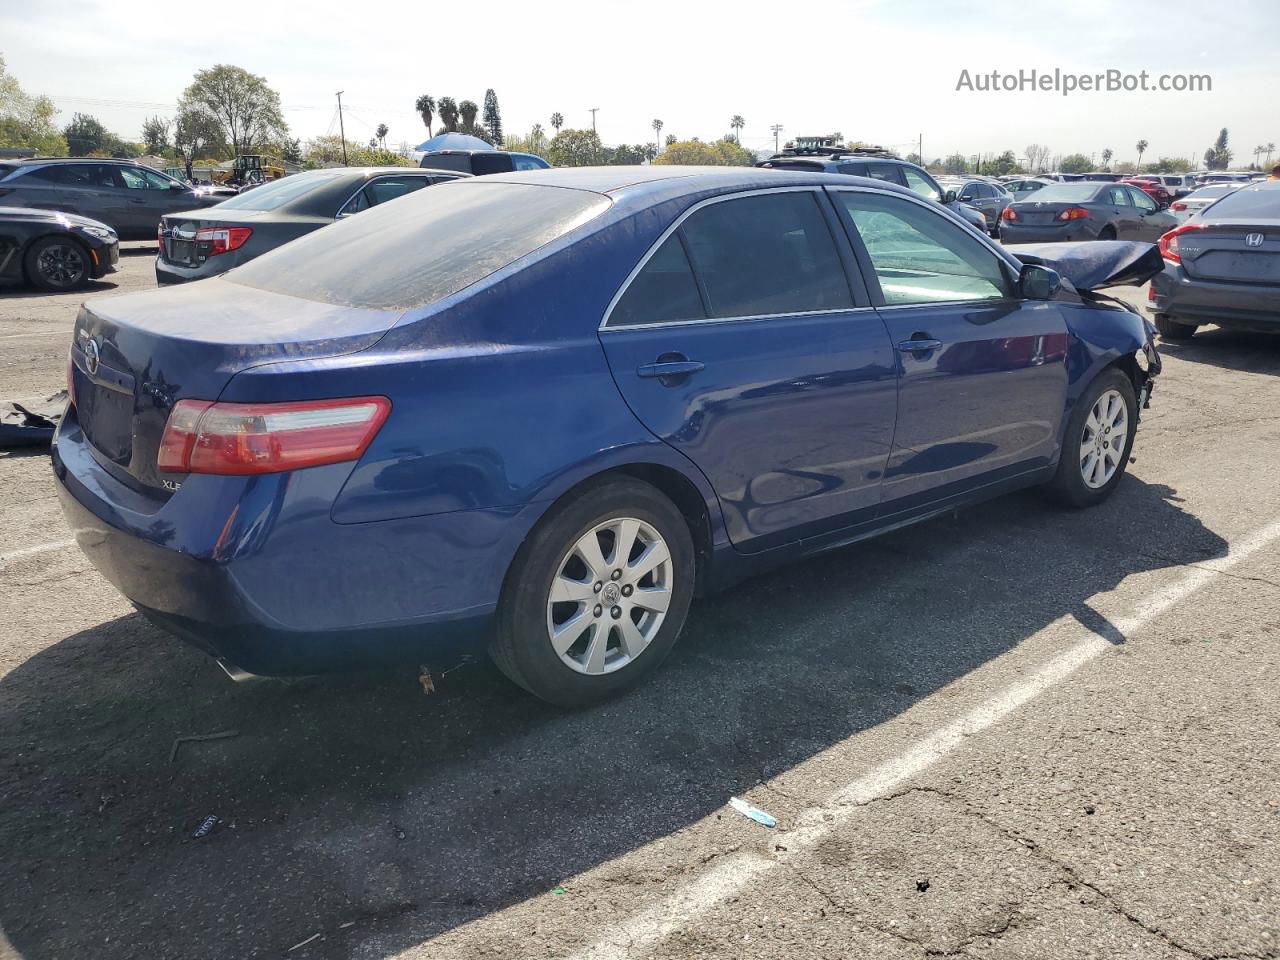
[2,0,1277,166]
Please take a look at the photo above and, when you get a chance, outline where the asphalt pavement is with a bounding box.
[1,246,1278,960]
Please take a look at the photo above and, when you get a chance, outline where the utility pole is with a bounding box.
[918,132,923,165]
[336,91,348,166]
[771,123,783,154]
[588,107,599,134]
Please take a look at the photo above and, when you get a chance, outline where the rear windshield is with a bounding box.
[1196,184,1280,218]
[1187,184,1239,200]
[215,173,342,211]
[1020,183,1103,203]
[226,181,611,310]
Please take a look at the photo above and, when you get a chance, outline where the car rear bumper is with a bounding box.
[1150,267,1280,331]
[51,411,541,676]
[999,223,1097,243]
[154,255,233,285]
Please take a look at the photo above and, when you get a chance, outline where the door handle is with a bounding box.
[637,359,704,379]
[897,338,942,354]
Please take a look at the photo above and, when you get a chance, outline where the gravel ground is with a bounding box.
[1,246,1278,960]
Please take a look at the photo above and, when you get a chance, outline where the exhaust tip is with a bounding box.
[217,658,265,684]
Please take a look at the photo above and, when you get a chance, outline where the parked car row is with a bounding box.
[999,181,1177,243]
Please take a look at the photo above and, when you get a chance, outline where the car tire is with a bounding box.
[1097,226,1117,241]
[1045,367,1138,509]
[24,236,91,291]
[492,476,696,707]
[1153,313,1197,340]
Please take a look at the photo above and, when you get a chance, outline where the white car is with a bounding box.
[1168,182,1243,222]
[1139,173,1197,198]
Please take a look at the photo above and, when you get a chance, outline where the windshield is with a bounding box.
[1019,183,1103,203]
[214,173,342,211]
[1197,184,1280,218]
[227,181,611,310]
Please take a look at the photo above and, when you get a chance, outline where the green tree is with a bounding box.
[1267,142,1276,167]
[1135,138,1148,171]
[174,107,224,162]
[550,111,564,133]
[437,97,459,132]
[0,54,68,155]
[1058,153,1092,174]
[729,114,744,143]
[303,135,410,169]
[665,133,676,147]
[141,115,171,154]
[988,149,1020,176]
[281,137,303,165]
[458,99,478,130]
[651,118,663,150]
[654,136,754,166]
[482,88,503,146]
[63,112,109,156]
[505,124,548,157]
[1100,147,1113,170]
[1149,156,1192,173]
[943,152,969,174]
[177,65,287,158]
[546,128,603,166]
[414,95,435,136]
[376,123,389,149]
[1203,128,1231,170]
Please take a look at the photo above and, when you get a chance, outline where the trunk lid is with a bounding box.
[70,279,402,493]
[158,208,297,267]
[1010,200,1078,226]
[1175,219,1280,283]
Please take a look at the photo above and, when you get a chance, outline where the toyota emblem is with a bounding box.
[82,337,100,376]
[1245,232,1265,247]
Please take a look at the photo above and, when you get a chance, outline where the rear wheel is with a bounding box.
[1154,313,1197,340]
[1046,367,1137,508]
[492,477,695,707]
[1097,225,1117,241]
[24,236,90,291]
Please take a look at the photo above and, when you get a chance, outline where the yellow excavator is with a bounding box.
[212,155,286,187]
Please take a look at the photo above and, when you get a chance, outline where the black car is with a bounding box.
[756,149,991,233]
[1000,182,1177,244]
[419,150,550,175]
[0,206,119,290]
[0,158,217,240]
[156,167,467,284]
[1149,180,1280,339]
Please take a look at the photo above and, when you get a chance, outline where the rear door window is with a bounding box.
[678,191,853,318]
[338,175,432,216]
[1130,188,1158,212]
[1107,186,1131,206]
[902,167,941,201]
[609,235,706,327]
[864,163,906,187]
[835,191,1010,305]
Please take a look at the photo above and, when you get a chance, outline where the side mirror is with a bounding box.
[1019,264,1061,300]
[171,183,187,192]
[943,189,957,204]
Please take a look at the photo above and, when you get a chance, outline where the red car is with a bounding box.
[1122,177,1172,207]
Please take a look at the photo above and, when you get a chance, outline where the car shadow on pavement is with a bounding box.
[1157,327,1280,376]
[0,476,1226,960]
[0,279,120,299]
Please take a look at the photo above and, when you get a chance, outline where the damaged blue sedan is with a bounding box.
[53,167,1161,706]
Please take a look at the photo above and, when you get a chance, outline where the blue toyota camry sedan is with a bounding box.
[53,167,1161,706]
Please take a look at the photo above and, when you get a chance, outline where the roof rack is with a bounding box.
[769,146,902,161]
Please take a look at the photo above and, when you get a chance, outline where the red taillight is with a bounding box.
[66,351,76,408]
[1171,202,1187,212]
[194,226,252,256]
[1057,207,1090,221]
[1148,284,1157,302]
[158,397,390,475]
[1001,207,1018,222]
[1158,223,1206,264]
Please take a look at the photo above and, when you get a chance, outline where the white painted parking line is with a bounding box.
[0,539,76,564]
[0,332,58,340]
[565,516,1280,960]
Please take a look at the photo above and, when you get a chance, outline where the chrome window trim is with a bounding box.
[334,171,446,219]
[599,186,854,332]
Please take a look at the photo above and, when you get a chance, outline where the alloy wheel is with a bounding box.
[546,517,673,675]
[1079,388,1129,489]
[37,243,86,288]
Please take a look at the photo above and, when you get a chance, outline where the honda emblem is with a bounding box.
[1245,232,1265,247]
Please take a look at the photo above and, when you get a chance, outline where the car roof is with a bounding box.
[15,156,141,165]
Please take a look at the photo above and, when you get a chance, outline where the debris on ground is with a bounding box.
[916,878,931,893]
[1,392,66,449]
[418,667,435,695]
[192,815,219,839]
[286,932,321,952]
[728,797,776,828]
[552,886,567,896]
[169,729,240,763]
[1085,804,1096,815]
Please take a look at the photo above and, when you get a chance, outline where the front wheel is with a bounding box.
[1046,368,1138,508]
[25,237,90,291]
[492,477,695,707]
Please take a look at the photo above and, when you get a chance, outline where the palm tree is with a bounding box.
[414,95,435,136]
[437,97,459,132]
[459,100,479,131]
[376,123,389,149]
[730,115,745,143]
[1135,138,1148,171]
[652,118,663,151]
[550,112,564,133]
[1254,144,1266,169]
[1101,147,1113,170]
[1267,142,1277,167]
